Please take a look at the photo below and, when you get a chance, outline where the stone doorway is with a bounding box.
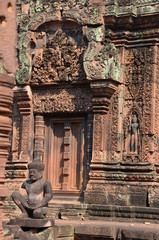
[44,117,86,198]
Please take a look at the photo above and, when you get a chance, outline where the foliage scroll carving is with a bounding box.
[33,87,93,113]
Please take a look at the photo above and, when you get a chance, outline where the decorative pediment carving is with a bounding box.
[30,29,86,85]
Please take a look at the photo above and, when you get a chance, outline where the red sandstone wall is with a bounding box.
[0,0,16,238]
[0,0,17,74]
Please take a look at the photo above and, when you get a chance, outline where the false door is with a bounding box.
[44,118,85,195]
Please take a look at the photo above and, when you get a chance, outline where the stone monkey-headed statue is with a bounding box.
[11,162,53,219]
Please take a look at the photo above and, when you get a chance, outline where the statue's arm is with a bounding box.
[42,181,53,205]
[21,181,26,189]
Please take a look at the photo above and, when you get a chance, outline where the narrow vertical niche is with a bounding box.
[7,2,12,12]
[0,16,6,26]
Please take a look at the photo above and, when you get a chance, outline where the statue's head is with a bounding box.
[132,114,137,123]
[28,162,45,181]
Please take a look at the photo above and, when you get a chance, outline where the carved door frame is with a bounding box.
[44,116,87,197]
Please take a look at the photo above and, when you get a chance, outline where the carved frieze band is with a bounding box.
[32,87,93,113]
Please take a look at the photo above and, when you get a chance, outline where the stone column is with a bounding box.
[0,74,14,238]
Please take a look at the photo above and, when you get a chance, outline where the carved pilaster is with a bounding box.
[84,80,119,204]
[13,86,33,162]
[90,80,118,163]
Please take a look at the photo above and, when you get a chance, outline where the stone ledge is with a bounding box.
[54,203,159,223]
[8,218,54,228]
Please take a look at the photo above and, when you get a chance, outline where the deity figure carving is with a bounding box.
[126,113,139,155]
[123,113,140,157]
[129,114,139,153]
[11,162,53,219]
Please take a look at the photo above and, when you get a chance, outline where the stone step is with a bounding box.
[49,202,159,223]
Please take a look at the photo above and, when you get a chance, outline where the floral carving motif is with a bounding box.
[125,48,146,99]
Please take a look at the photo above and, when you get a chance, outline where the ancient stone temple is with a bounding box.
[1,0,159,239]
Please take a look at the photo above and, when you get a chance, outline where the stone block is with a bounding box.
[121,229,154,240]
[75,225,116,239]
[148,186,159,207]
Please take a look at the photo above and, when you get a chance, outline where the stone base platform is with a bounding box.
[4,219,159,240]
[8,218,54,228]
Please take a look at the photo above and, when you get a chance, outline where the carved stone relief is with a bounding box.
[32,87,93,113]
[123,46,154,162]
[31,28,86,85]
[107,89,120,162]
[125,47,146,99]
[12,86,33,162]
[83,26,121,81]
[105,46,156,163]
[12,99,21,160]
[123,111,141,161]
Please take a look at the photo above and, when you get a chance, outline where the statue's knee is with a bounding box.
[33,209,42,218]
[33,208,46,219]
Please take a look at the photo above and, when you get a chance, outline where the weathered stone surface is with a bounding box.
[8,218,54,228]
[4,0,159,233]
[0,1,17,74]
[75,225,116,240]
[84,41,121,81]
[0,3,16,237]
[58,203,159,223]
[5,225,58,240]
